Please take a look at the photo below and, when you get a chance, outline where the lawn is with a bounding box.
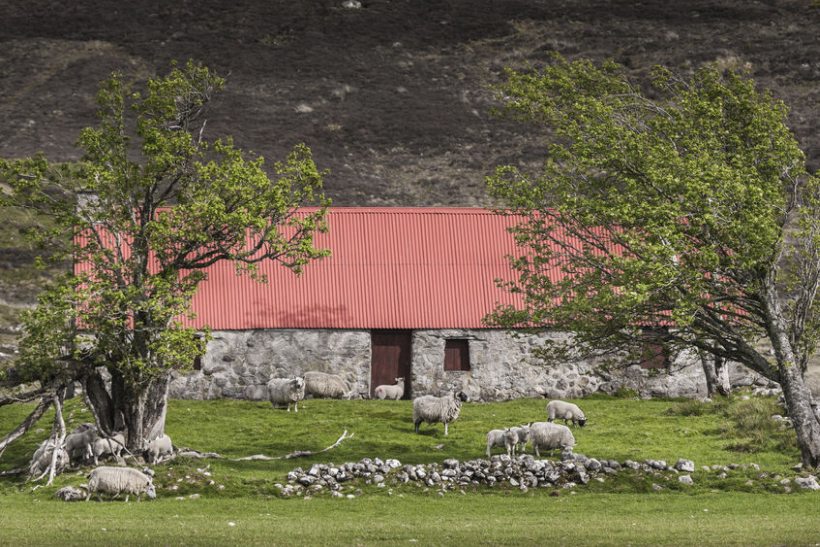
[1,394,818,545]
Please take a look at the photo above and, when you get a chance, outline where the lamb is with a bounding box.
[546,400,587,427]
[527,421,576,458]
[304,371,350,399]
[509,424,531,455]
[92,432,126,465]
[64,424,99,464]
[86,466,156,502]
[267,377,306,412]
[374,377,405,400]
[412,391,469,436]
[485,428,519,458]
[145,434,173,464]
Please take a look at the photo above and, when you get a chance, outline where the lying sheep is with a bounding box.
[485,428,519,458]
[412,391,469,436]
[64,425,98,464]
[528,421,576,458]
[374,377,405,400]
[86,466,156,502]
[29,441,69,477]
[146,434,173,464]
[92,432,126,465]
[267,377,306,412]
[546,400,587,427]
[304,371,350,399]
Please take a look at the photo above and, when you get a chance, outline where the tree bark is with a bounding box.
[779,364,820,468]
[700,350,731,397]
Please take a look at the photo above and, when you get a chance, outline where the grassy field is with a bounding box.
[1,394,819,545]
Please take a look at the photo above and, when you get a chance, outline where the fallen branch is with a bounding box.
[171,430,354,462]
[0,394,53,459]
[234,430,354,461]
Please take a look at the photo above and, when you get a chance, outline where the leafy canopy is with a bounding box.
[487,56,820,372]
[1,61,330,386]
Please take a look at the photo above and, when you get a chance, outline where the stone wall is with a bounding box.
[170,329,371,400]
[170,327,772,401]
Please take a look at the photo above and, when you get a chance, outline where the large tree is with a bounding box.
[487,56,820,467]
[0,61,329,453]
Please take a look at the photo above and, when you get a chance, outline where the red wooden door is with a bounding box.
[370,331,412,399]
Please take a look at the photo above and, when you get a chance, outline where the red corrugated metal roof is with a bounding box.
[184,207,528,329]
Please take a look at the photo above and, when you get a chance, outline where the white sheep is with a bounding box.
[29,441,69,477]
[374,377,405,400]
[146,433,173,464]
[509,424,531,455]
[304,371,350,399]
[92,432,126,465]
[412,391,469,436]
[527,421,576,458]
[86,466,156,502]
[485,428,519,457]
[267,377,306,412]
[64,425,98,464]
[546,400,587,427]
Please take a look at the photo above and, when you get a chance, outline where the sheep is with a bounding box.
[509,424,531,455]
[86,466,156,502]
[92,432,126,465]
[527,421,576,458]
[146,434,173,464]
[267,377,306,412]
[485,428,519,458]
[64,425,99,464]
[412,391,469,436]
[29,441,69,477]
[546,400,587,427]
[303,371,350,399]
[374,377,405,400]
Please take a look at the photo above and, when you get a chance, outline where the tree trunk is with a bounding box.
[779,364,820,468]
[84,369,171,453]
[0,395,53,459]
[700,346,731,398]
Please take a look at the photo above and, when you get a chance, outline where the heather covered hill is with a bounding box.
[1,0,818,207]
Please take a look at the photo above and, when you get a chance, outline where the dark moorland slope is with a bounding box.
[0,0,818,352]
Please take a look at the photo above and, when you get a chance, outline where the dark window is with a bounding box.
[193,355,202,371]
[444,339,471,372]
[639,329,669,370]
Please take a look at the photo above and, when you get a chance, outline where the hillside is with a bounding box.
[1,0,819,353]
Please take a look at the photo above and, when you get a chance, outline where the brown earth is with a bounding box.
[0,0,818,343]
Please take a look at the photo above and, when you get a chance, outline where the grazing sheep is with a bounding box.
[528,421,576,458]
[86,466,156,502]
[546,400,587,427]
[304,371,350,399]
[374,377,405,400]
[509,424,531,455]
[267,377,306,412]
[64,425,98,464]
[485,428,519,457]
[92,432,126,465]
[146,433,173,464]
[412,391,469,436]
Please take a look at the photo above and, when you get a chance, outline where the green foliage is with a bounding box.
[487,55,820,380]
[0,60,330,390]
[721,397,798,454]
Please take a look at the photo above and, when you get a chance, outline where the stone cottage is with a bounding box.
[169,207,765,401]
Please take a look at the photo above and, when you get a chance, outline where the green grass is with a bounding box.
[1,395,817,545]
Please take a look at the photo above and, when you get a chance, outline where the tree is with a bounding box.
[487,56,820,467]
[0,61,330,454]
